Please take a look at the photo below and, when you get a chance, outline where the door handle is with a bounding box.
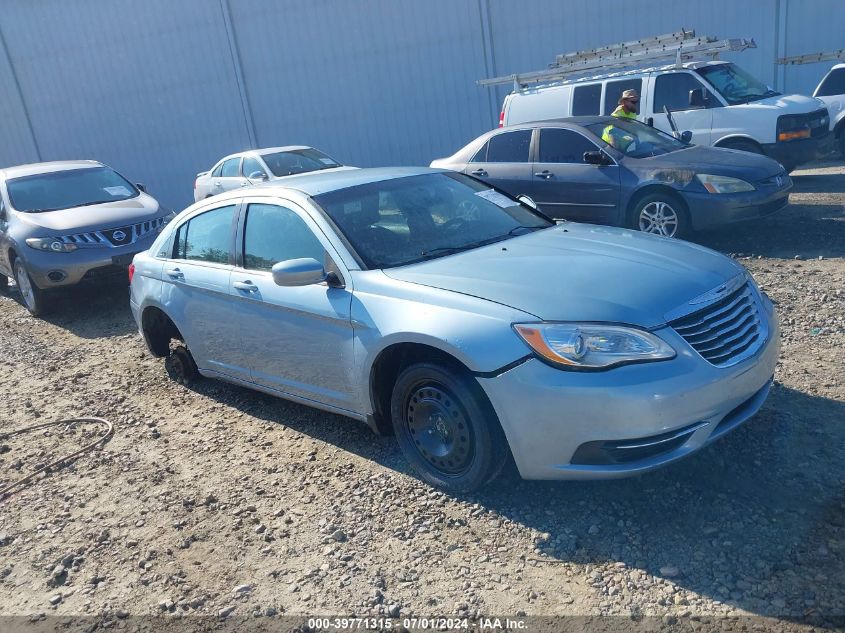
[165,267,184,280]
[214,181,222,188]
[233,280,258,292]
[470,169,488,177]
[534,171,554,179]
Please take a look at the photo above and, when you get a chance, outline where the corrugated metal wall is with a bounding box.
[0,0,839,209]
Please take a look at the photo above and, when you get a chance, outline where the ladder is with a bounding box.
[478,29,757,90]
[776,50,845,65]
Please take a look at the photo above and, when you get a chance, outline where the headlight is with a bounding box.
[696,174,755,194]
[513,323,675,370]
[25,237,77,253]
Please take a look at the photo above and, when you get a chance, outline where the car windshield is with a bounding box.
[695,63,780,105]
[6,166,139,213]
[261,148,342,177]
[586,119,687,158]
[313,172,553,269]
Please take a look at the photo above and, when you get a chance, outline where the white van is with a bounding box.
[812,62,845,157]
[500,61,833,171]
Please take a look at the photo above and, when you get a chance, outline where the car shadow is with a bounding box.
[181,373,845,622]
[35,281,137,338]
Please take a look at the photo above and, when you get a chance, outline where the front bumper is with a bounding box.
[478,317,779,480]
[761,131,835,167]
[683,182,791,232]
[21,237,157,289]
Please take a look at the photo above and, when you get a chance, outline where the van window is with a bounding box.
[816,68,845,97]
[572,84,601,116]
[604,79,642,115]
[485,130,531,163]
[653,73,710,112]
[538,129,599,163]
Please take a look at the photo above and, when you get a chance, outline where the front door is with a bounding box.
[213,157,249,195]
[648,72,715,146]
[232,201,356,412]
[529,128,620,223]
[464,128,532,198]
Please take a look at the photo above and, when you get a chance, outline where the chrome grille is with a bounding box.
[60,216,166,248]
[669,282,765,367]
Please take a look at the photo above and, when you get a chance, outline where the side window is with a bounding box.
[572,84,602,116]
[485,130,531,163]
[243,203,326,271]
[817,68,845,97]
[538,129,600,163]
[173,205,235,264]
[469,141,488,163]
[211,162,223,177]
[654,73,710,112]
[220,158,240,178]
[604,79,643,115]
[242,157,264,178]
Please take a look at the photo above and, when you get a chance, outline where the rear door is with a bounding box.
[231,199,356,411]
[530,127,620,223]
[214,157,248,195]
[463,129,532,198]
[160,202,251,381]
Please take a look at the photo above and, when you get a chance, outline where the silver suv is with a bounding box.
[0,160,173,315]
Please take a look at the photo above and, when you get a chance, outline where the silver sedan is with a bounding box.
[130,167,778,492]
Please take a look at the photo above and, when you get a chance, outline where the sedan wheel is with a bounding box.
[631,194,690,239]
[390,362,508,493]
[13,259,48,316]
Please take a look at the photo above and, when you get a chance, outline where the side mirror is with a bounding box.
[517,195,538,210]
[249,171,269,181]
[271,258,327,287]
[583,150,611,165]
[680,130,693,144]
[688,88,707,108]
[135,183,146,192]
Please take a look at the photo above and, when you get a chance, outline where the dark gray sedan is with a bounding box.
[431,116,792,239]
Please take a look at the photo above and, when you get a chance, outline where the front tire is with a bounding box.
[390,362,508,493]
[13,259,49,316]
[629,193,690,239]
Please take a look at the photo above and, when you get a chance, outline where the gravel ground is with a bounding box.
[0,162,843,632]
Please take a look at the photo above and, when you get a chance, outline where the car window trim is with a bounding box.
[535,126,607,165]
[168,200,241,266]
[235,195,353,281]
[482,128,533,164]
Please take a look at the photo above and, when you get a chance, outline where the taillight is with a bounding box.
[128,262,135,283]
[498,109,505,127]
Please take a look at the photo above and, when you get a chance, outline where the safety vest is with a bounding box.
[601,107,637,149]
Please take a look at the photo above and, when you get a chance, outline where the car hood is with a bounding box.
[742,93,822,111]
[16,193,162,233]
[629,145,784,181]
[382,223,744,328]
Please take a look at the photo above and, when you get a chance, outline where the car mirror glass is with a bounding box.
[517,195,538,210]
[583,151,611,165]
[271,258,327,287]
[680,131,693,145]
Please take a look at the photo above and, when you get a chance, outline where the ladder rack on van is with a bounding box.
[776,50,845,65]
[478,29,757,90]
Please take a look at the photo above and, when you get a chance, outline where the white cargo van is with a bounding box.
[500,61,833,171]
[812,62,845,157]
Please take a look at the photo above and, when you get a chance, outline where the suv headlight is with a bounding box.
[25,237,77,253]
[513,323,675,370]
[696,174,755,194]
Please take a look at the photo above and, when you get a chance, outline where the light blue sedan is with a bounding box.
[129,167,779,492]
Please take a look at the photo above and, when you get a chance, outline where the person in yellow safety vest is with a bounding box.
[602,89,640,151]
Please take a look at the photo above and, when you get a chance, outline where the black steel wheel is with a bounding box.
[165,345,199,385]
[390,362,508,493]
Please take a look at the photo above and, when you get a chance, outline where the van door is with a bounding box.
[647,72,715,145]
[530,128,620,223]
[464,129,532,198]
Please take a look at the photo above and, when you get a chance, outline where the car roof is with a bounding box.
[0,160,103,180]
[217,146,317,163]
[209,166,441,199]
